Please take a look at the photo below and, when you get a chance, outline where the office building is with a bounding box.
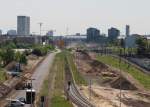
[87,27,100,42]
[108,27,120,42]
[17,16,30,36]
[0,30,2,35]
[125,34,141,48]
[126,25,130,37]
[7,30,17,36]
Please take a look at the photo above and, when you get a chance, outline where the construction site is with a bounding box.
[74,50,150,107]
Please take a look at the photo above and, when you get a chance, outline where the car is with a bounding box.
[18,97,26,103]
[7,71,20,77]
[7,99,25,107]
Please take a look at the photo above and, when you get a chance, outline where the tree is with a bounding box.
[19,53,27,65]
[1,48,15,65]
[15,51,27,65]
[136,38,147,55]
[15,51,21,62]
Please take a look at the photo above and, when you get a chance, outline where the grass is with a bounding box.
[51,96,72,107]
[66,51,87,86]
[40,78,49,96]
[39,51,87,107]
[39,52,73,107]
[97,55,150,90]
[51,52,73,107]
[0,69,7,82]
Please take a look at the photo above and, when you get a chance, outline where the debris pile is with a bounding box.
[0,83,10,98]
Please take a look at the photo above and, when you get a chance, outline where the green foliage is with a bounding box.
[24,50,32,56]
[0,39,33,49]
[51,96,72,107]
[16,43,33,49]
[32,47,48,56]
[65,51,87,85]
[136,38,148,55]
[15,51,21,62]
[1,48,15,65]
[0,69,7,82]
[32,45,55,56]
[97,55,150,90]
[51,52,73,107]
[19,53,27,65]
[40,52,73,107]
[15,52,27,65]
[0,41,17,49]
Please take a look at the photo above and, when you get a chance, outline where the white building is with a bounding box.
[7,30,17,36]
[17,16,30,36]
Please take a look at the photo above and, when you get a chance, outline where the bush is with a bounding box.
[32,45,55,56]
[20,53,27,65]
[1,48,15,65]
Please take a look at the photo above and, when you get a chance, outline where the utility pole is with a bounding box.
[29,78,35,107]
[119,49,122,107]
[38,23,43,36]
[89,78,92,103]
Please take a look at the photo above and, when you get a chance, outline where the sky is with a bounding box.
[0,0,150,35]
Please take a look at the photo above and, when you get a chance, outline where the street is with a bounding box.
[7,51,57,107]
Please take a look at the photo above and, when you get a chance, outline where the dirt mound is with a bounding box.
[0,83,10,98]
[122,98,150,107]
[87,60,119,78]
[90,60,108,69]
[5,61,17,71]
[77,51,91,60]
[110,76,137,90]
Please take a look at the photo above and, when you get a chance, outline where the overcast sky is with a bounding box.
[0,0,150,35]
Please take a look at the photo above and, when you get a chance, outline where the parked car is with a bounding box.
[7,99,25,107]
[18,97,26,103]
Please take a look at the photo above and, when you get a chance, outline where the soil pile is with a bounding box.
[0,83,10,98]
[110,76,137,90]
[76,51,91,60]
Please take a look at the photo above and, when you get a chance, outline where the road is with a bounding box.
[7,51,57,107]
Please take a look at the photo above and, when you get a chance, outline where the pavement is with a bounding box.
[6,51,58,107]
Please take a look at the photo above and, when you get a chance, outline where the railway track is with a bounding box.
[65,57,95,107]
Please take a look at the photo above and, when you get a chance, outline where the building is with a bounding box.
[125,34,141,48]
[46,30,53,36]
[15,36,42,45]
[0,30,2,35]
[87,28,100,42]
[17,16,30,36]
[7,30,17,36]
[126,25,130,37]
[108,27,120,42]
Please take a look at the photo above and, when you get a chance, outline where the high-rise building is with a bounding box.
[17,16,30,36]
[126,25,130,37]
[108,27,120,42]
[87,27,100,42]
